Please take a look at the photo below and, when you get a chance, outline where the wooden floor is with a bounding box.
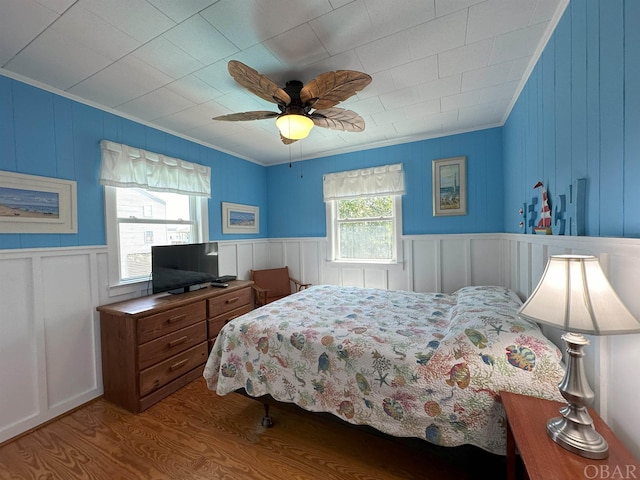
[0,378,508,479]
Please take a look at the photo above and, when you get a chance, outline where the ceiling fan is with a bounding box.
[212,60,372,144]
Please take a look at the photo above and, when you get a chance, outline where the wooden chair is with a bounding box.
[250,266,311,307]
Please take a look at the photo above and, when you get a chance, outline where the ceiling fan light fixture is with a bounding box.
[276,114,314,140]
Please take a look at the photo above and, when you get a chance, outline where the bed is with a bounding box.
[203,284,565,455]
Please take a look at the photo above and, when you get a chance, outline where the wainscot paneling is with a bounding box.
[2,234,639,461]
[500,233,640,461]
[219,234,506,294]
[0,246,107,444]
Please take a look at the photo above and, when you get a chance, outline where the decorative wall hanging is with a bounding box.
[432,156,466,216]
[554,178,586,236]
[222,202,259,234]
[533,181,552,234]
[523,178,586,236]
[0,171,77,234]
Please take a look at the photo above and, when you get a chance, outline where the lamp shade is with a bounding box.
[276,114,314,140]
[518,255,640,335]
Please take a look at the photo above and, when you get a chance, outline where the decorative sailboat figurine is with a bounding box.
[534,181,552,234]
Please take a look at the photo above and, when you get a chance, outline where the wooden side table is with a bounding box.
[501,391,640,480]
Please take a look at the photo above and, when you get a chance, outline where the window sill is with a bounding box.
[324,259,404,270]
[107,278,152,299]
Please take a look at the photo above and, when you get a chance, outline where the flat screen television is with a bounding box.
[151,242,219,294]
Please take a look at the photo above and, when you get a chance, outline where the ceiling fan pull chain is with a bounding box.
[300,143,303,178]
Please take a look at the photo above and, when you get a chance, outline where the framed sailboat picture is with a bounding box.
[432,156,467,216]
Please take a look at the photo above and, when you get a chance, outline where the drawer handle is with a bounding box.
[168,336,188,348]
[168,314,187,324]
[169,359,189,371]
[226,297,240,304]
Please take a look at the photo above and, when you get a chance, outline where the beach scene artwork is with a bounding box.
[0,171,77,233]
[438,164,461,210]
[222,202,259,234]
[0,186,60,219]
[432,156,466,217]
[228,209,256,227]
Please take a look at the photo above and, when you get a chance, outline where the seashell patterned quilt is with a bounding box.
[203,285,565,455]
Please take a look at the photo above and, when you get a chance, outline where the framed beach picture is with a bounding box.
[222,202,259,234]
[0,171,78,233]
[432,156,467,216]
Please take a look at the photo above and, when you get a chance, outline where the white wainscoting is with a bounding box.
[217,234,505,294]
[2,234,639,460]
[499,234,640,461]
[0,246,107,444]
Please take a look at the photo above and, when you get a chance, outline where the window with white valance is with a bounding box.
[322,163,405,201]
[100,140,210,288]
[324,163,405,264]
[99,140,211,198]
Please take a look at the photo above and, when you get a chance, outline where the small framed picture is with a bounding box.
[0,171,78,233]
[222,202,259,234]
[432,156,467,216]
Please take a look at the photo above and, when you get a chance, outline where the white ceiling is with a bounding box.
[0,0,567,166]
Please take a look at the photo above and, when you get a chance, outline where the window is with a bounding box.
[105,186,207,284]
[324,164,405,264]
[328,195,402,262]
[99,140,211,287]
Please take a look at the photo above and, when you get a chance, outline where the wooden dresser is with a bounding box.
[98,280,253,413]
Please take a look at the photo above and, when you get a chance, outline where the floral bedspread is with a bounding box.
[203,285,565,455]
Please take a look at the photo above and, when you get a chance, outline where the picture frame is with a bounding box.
[222,202,259,234]
[432,156,467,216]
[0,171,78,233]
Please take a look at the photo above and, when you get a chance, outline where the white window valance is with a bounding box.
[323,163,405,201]
[99,140,211,198]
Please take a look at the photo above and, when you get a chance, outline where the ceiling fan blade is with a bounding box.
[228,60,291,105]
[301,70,372,110]
[212,111,279,121]
[311,108,366,132]
[280,134,298,145]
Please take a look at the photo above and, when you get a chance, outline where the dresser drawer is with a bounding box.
[208,304,253,338]
[137,302,206,344]
[207,286,252,317]
[138,322,206,370]
[139,343,208,397]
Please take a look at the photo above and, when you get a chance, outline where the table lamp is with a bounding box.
[518,254,640,459]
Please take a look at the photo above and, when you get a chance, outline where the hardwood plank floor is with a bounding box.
[0,379,507,479]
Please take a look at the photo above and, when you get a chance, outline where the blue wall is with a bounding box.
[0,72,505,248]
[267,128,504,238]
[0,76,267,249]
[503,0,640,237]
[4,0,635,246]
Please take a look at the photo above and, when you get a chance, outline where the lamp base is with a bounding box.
[546,332,609,459]
[547,412,609,459]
